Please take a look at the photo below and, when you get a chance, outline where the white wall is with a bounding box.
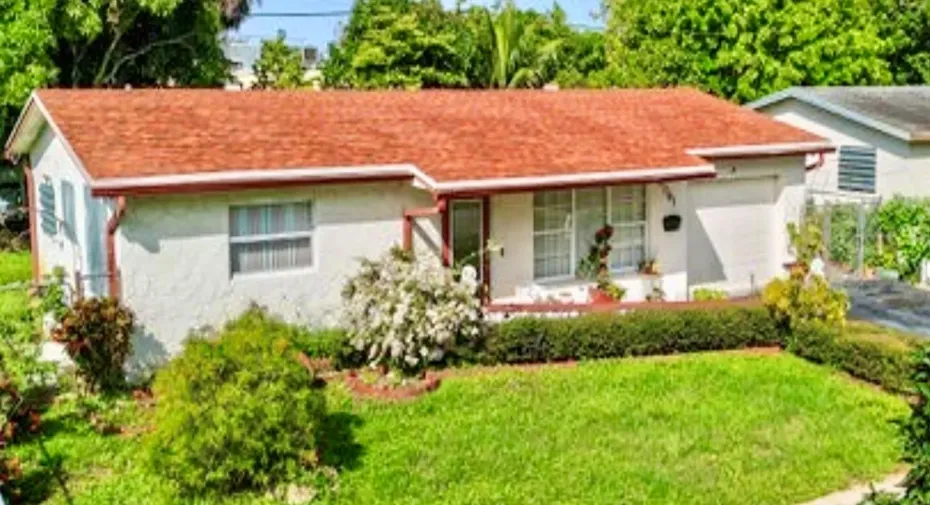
[117,180,439,361]
[29,127,110,297]
[761,99,930,199]
[685,156,806,295]
[488,183,689,303]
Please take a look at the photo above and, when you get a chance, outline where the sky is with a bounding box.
[233,0,603,51]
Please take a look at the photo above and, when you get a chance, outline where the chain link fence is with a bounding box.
[805,197,886,283]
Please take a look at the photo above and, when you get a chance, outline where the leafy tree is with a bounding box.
[0,0,57,147]
[322,0,470,89]
[476,2,572,88]
[253,31,306,89]
[0,0,242,152]
[604,0,897,102]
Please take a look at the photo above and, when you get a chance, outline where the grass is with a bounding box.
[0,250,31,286]
[847,319,923,350]
[10,352,907,505]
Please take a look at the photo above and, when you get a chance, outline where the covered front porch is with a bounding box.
[406,180,692,306]
[405,156,804,308]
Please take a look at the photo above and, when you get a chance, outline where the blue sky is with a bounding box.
[233,0,603,51]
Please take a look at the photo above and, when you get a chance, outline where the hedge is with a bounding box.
[787,321,917,393]
[483,306,781,364]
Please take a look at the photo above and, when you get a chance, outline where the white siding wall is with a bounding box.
[29,127,110,297]
[762,100,930,198]
[488,182,689,303]
[117,181,439,360]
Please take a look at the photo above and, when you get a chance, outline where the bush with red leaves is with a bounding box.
[52,297,135,393]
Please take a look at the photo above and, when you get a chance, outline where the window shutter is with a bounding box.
[837,146,876,193]
[38,180,57,236]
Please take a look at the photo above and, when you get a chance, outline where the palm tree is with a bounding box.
[481,3,563,88]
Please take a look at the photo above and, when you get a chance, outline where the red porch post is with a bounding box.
[440,197,451,267]
[481,195,491,302]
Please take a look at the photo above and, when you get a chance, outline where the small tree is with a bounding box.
[763,222,847,330]
[342,247,484,375]
[253,31,306,90]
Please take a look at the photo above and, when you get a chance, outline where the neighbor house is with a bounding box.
[749,86,930,199]
[4,89,829,358]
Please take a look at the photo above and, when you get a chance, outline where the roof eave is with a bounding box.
[686,141,835,159]
[748,88,914,143]
[430,165,718,196]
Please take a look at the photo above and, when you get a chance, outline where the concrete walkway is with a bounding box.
[798,471,907,505]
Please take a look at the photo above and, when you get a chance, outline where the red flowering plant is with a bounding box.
[577,225,626,302]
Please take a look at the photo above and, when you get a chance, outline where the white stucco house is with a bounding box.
[4,88,829,360]
[749,86,930,199]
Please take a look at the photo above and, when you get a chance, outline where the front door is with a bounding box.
[451,200,484,280]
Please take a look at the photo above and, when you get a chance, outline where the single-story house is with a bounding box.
[4,88,829,358]
[749,86,930,199]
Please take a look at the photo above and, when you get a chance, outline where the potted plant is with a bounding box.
[639,257,661,276]
[577,225,626,304]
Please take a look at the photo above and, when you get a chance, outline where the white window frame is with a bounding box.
[228,201,316,277]
[533,186,648,282]
[606,186,648,274]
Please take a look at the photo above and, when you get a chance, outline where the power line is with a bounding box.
[250,10,351,17]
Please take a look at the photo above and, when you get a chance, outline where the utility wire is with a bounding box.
[249,10,351,17]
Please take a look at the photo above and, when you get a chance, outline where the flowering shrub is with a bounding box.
[341,247,484,374]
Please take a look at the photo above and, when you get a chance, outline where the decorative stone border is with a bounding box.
[343,370,442,401]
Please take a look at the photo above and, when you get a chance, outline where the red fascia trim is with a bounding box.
[434,172,716,198]
[485,297,761,314]
[698,146,836,162]
[106,196,127,299]
[91,174,414,197]
[22,160,39,282]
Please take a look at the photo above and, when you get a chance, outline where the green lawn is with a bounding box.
[11,353,907,505]
[0,250,31,286]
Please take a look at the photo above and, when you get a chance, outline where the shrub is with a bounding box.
[898,345,930,504]
[762,272,848,330]
[51,297,134,393]
[692,288,728,301]
[787,321,915,393]
[146,309,326,496]
[872,197,930,281]
[484,306,780,364]
[342,247,483,375]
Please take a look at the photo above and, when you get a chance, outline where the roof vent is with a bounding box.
[543,83,560,92]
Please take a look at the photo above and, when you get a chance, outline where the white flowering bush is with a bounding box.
[341,247,484,375]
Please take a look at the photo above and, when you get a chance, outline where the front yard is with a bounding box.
[12,352,907,505]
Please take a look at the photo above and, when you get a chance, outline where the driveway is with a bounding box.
[837,279,930,338]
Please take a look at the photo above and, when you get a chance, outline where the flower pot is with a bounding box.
[588,287,615,305]
[784,261,809,276]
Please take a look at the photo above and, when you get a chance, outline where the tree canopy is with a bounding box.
[253,31,307,90]
[604,0,930,102]
[0,0,243,150]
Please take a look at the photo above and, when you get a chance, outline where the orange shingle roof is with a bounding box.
[33,88,822,183]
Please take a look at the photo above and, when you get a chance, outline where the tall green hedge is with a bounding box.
[484,307,780,364]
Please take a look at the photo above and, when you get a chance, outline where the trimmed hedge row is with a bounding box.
[787,321,917,393]
[483,306,781,364]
